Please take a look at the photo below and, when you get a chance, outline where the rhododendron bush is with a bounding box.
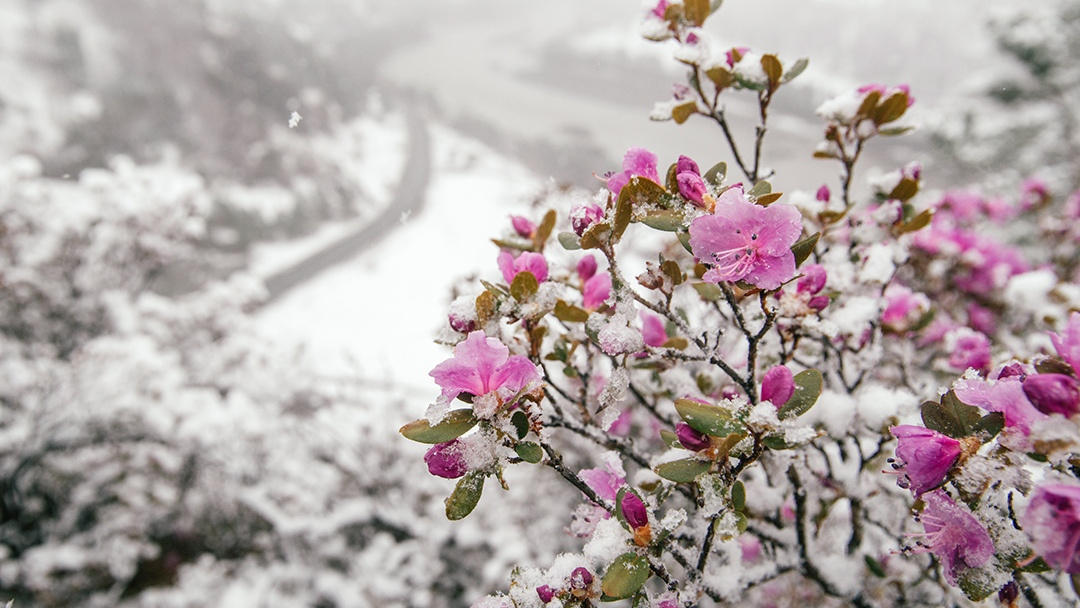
[402,2,1080,606]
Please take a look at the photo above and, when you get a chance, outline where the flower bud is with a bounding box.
[569,567,593,597]
[761,365,795,407]
[996,362,1026,380]
[677,171,708,206]
[1022,373,1080,417]
[998,581,1019,606]
[577,255,598,282]
[815,184,831,203]
[570,203,605,236]
[536,585,556,603]
[676,155,700,176]
[510,215,536,238]
[676,422,711,452]
[424,440,468,479]
[620,491,649,530]
[808,295,830,311]
[796,264,827,295]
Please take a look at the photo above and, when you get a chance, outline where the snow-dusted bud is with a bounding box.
[536,585,556,603]
[424,440,468,479]
[1022,373,1080,417]
[676,422,711,452]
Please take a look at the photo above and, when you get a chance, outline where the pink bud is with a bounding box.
[510,215,536,238]
[676,155,700,176]
[796,264,827,294]
[815,184,830,203]
[570,203,605,236]
[537,585,556,603]
[577,255,598,282]
[1023,374,1080,417]
[424,440,468,479]
[761,366,795,407]
[640,311,669,348]
[677,172,708,206]
[569,567,593,590]
[676,422,712,452]
[808,295,830,311]
[447,311,477,334]
[620,492,649,529]
[725,46,749,67]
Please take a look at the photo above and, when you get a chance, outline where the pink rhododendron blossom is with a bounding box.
[796,264,827,295]
[570,203,605,237]
[621,492,649,529]
[1050,312,1080,376]
[676,422,711,452]
[510,215,536,238]
[945,327,991,373]
[815,184,830,203]
[582,273,611,310]
[1022,374,1080,417]
[429,331,541,405]
[966,303,996,336]
[954,375,1047,437]
[607,147,660,196]
[1020,177,1050,210]
[689,189,803,290]
[640,311,668,348]
[497,250,548,284]
[760,365,795,407]
[424,440,468,479]
[577,254,598,282]
[579,453,626,503]
[881,284,930,333]
[889,425,961,496]
[1022,483,1080,573]
[910,490,993,585]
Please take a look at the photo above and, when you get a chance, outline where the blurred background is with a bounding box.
[0,0,1075,605]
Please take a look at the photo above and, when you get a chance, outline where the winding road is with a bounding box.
[261,105,430,304]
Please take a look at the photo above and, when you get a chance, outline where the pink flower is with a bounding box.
[577,255,598,282]
[1022,483,1080,573]
[889,425,961,496]
[910,490,993,585]
[689,188,803,290]
[570,203,605,236]
[607,147,660,196]
[621,492,649,530]
[796,264,827,295]
[640,311,668,348]
[676,422,711,452]
[954,375,1047,437]
[761,365,795,407]
[966,303,996,336]
[881,284,930,333]
[739,535,762,562]
[815,184,831,203]
[429,331,541,404]
[1022,374,1080,417]
[582,273,612,310]
[424,440,468,479]
[946,327,991,373]
[497,250,548,284]
[510,215,536,238]
[579,453,626,503]
[725,46,750,67]
[1020,177,1049,210]
[1050,312,1080,376]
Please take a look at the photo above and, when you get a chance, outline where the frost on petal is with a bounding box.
[689,194,802,289]
[954,376,1046,436]
[579,453,626,503]
[917,490,993,585]
[490,356,541,398]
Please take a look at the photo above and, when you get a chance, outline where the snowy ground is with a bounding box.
[255,123,543,411]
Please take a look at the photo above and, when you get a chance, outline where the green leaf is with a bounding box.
[747,180,771,199]
[399,409,478,444]
[672,101,698,124]
[761,54,782,88]
[920,391,981,439]
[683,0,709,25]
[777,369,823,420]
[731,480,746,512]
[1035,358,1076,376]
[705,66,735,89]
[781,57,809,83]
[888,177,919,202]
[655,457,712,483]
[659,429,681,449]
[511,410,529,439]
[490,237,532,252]
[878,125,914,137]
[514,441,543,463]
[642,210,684,232]
[791,232,819,267]
[693,282,724,301]
[677,230,693,253]
[580,221,609,250]
[674,398,745,436]
[445,471,485,520]
[703,161,726,186]
[864,555,887,578]
[856,90,882,118]
[511,271,539,301]
[601,552,651,600]
[734,73,766,91]
[554,300,590,323]
[972,412,1004,442]
[557,231,581,250]
[896,209,932,235]
[661,260,684,285]
[755,191,783,206]
[533,209,556,250]
[762,434,798,450]
[956,564,996,602]
[665,162,679,193]
[872,91,909,125]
